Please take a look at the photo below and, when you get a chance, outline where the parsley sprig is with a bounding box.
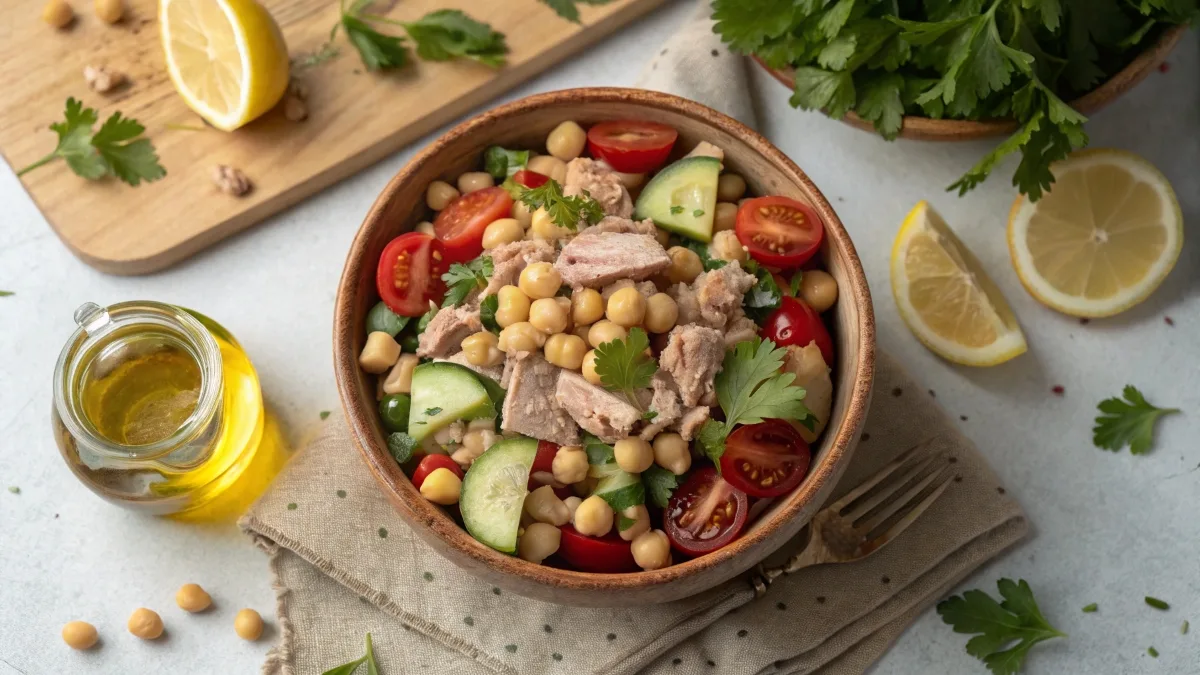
[593,327,657,410]
[937,578,1066,675]
[440,256,493,307]
[18,98,165,187]
[320,632,381,675]
[696,338,810,466]
[331,2,507,71]
[1093,385,1179,455]
[518,178,605,231]
[539,0,615,23]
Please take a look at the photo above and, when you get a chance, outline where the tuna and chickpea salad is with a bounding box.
[358,119,840,573]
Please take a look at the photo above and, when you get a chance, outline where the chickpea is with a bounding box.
[383,353,419,394]
[666,246,703,284]
[461,331,503,368]
[573,495,614,537]
[482,218,523,249]
[547,121,587,161]
[562,496,582,520]
[498,322,546,353]
[571,324,592,342]
[175,583,212,613]
[529,297,569,334]
[94,0,122,24]
[426,180,460,210]
[572,288,604,326]
[359,331,401,374]
[800,269,839,313]
[524,485,570,526]
[554,296,573,328]
[528,155,567,183]
[467,418,495,432]
[127,608,163,640]
[457,171,494,194]
[544,333,587,370]
[717,173,747,202]
[614,437,653,473]
[420,467,462,505]
[713,202,738,233]
[587,320,627,348]
[452,428,496,467]
[551,445,589,484]
[631,530,672,571]
[616,504,651,541]
[710,230,748,263]
[234,609,264,641]
[414,221,436,236]
[518,522,561,564]
[605,287,647,328]
[61,621,98,650]
[581,350,602,385]
[496,285,531,328]
[652,433,691,475]
[43,0,74,28]
[511,199,534,228]
[644,293,679,334]
[654,227,671,247]
[518,262,561,299]
[529,206,571,240]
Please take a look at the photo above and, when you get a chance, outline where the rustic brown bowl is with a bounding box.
[756,25,1186,141]
[333,87,876,606]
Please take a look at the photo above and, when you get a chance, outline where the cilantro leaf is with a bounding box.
[856,72,905,140]
[711,0,799,53]
[790,67,856,119]
[479,294,501,333]
[519,178,604,231]
[593,327,657,409]
[387,432,417,464]
[18,98,165,186]
[642,464,682,508]
[484,146,529,180]
[441,256,492,307]
[538,0,614,24]
[1092,385,1179,454]
[402,10,508,67]
[583,434,616,465]
[342,14,409,71]
[937,578,1066,675]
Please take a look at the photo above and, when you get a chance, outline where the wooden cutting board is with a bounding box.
[0,0,664,275]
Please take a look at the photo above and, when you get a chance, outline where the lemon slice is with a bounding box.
[160,0,289,131]
[1008,149,1182,318]
[892,201,1027,367]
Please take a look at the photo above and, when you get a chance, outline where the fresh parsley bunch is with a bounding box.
[712,0,1198,200]
[18,98,165,187]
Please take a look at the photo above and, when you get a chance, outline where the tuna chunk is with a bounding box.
[724,314,759,348]
[555,231,671,289]
[659,325,726,407]
[563,158,633,219]
[440,352,503,383]
[501,353,580,446]
[675,406,710,441]
[589,215,657,236]
[555,370,641,443]
[783,342,832,444]
[639,372,682,441]
[417,305,482,358]
[667,261,756,331]
[601,278,658,302]
[484,239,556,295]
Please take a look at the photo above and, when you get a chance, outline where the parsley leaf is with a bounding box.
[790,67,857,119]
[642,464,682,508]
[424,407,443,416]
[538,0,614,23]
[642,410,658,421]
[593,327,657,410]
[519,178,604,231]
[320,633,381,675]
[742,260,782,322]
[937,578,1066,675]
[681,238,727,272]
[18,98,165,186]
[0,291,13,297]
[342,13,409,71]
[401,10,508,67]
[386,433,417,464]
[1093,385,1179,455]
[788,271,803,298]
[479,294,501,333]
[484,146,529,180]
[441,256,492,307]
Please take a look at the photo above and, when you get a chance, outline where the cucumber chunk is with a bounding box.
[634,156,721,242]
[460,436,538,554]
[583,435,645,511]
[407,362,496,443]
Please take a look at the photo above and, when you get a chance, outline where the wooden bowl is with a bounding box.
[756,25,1186,141]
[333,88,876,606]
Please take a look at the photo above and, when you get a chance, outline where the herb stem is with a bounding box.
[16,152,58,177]
[360,12,408,27]
[1145,596,1170,610]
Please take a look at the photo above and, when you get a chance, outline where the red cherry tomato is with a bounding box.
[376,232,448,317]
[512,169,549,189]
[735,196,825,269]
[528,440,560,490]
[719,421,811,498]
[411,454,463,490]
[433,186,513,263]
[761,296,834,365]
[664,468,749,556]
[557,524,638,573]
[586,120,678,173]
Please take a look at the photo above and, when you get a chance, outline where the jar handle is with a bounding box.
[73,302,112,335]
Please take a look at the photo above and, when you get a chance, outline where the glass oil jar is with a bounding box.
[53,300,266,515]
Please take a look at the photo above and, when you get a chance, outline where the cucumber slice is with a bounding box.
[460,437,538,553]
[407,362,496,443]
[634,156,721,242]
[583,435,645,511]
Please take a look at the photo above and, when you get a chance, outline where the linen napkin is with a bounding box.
[240,7,1029,673]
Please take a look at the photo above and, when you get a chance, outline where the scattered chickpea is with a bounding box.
[544,333,586,370]
[652,433,692,475]
[524,485,570,526]
[665,246,703,284]
[572,288,604,326]
[606,287,647,328]
[175,583,212,613]
[518,262,561,299]
[529,297,569,334]
[571,324,592,343]
[457,171,494,194]
[616,504,651,542]
[127,608,164,640]
[61,621,98,650]
[581,350,602,385]
[614,437,653,474]
[43,0,74,28]
[710,230,748,263]
[462,332,504,368]
[551,445,589,484]
[527,155,567,183]
[631,530,672,571]
[546,121,587,161]
[518,522,561,564]
[496,285,531,328]
[573,495,614,537]
[717,173,747,202]
[426,181,460,211]
[713,202,738,232]
[234,609,264,641]
[482,218,524,249]
[587,320,627,349]
[799,269,839,313]
[420,468,462,505]
[359,331,401,374]
[644,293,679,334]
[94,0,122,24]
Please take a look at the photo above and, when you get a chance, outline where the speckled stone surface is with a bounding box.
[1,2,1198,673]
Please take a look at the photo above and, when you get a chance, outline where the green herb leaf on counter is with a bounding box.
[18,98,165,186]
[1182,620,1190,634]
[1081,603,1097,613]
[1093,385,1179,455]
[519,179,605,231]
[7,486,19,495]
[1148,647,1159,658]
[342,12,409,71]
[320,411,331,420]
[642,464,681,508]
[401,10,508,67]
[441,256,493,307]
[479,294,501,333]
[0,291,13,297]
[387,432,417,465]
[937,578,1066,675]
[1145,596,1170,610]
[538,0,615,23]
[321,632,381,675]
[742,260,782,323]
[593,327,657,410]
[484,146,530,180]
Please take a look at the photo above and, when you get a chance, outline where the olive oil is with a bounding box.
[82,342,202,446]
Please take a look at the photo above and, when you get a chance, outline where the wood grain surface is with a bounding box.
[0,0,664,275]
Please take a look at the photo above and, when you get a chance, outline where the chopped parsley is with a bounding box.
[441,256,492,307]
[519,178,605,231]
[1093,386,1179,455]
[592,327,657,410]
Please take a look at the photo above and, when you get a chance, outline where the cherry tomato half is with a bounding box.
[664,468,749,556]
[719,420,811,498]
[760,296,834,365]
[411,454,463,490]
[735,196,825,269]
[528,440,560,490]
[376,232,448,317]
[557,524,638,573]
[433,186,513,263]
[512,169,549,189]
[586,120,678,174]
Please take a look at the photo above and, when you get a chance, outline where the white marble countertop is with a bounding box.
[2,3,1198,673]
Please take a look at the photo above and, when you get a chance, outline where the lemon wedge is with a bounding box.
[160,0,290,131]
[892,201,1027,367]
[1007,149,1182,318]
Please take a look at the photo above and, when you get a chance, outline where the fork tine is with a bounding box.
[857,468,955,555]
[857,463,950,532]
[842,453,938,521]
[826,439,935,513]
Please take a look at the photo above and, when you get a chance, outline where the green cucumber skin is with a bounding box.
[634,156,721,242]
[589,461,645,511]
[407,362,496,443]
[460,437,538,554]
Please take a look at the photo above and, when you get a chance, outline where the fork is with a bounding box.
[750,439,957,597]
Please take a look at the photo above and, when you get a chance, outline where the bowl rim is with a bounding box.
[333,87,876,593]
